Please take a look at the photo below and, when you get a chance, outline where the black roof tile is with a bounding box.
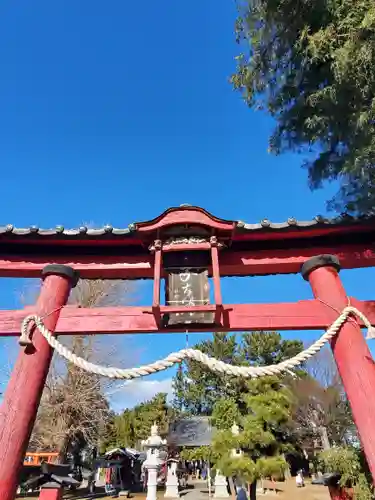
[0,210,372,238]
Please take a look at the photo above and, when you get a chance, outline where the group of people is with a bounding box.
[184,460,209,480]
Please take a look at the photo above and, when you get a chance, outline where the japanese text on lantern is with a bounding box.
[165,268,212,325]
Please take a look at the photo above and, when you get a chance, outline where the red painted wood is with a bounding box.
[307,265,375,482]
[210,241,223,324]
[0,244,374,278]
[39,488,62,500]
[0,272,74,500]
[135,206,235,233]
[211,243,222,306]
[152,243,162,326]
[221,245,375,276]
[0,254,154,278]
[0,298,373,336]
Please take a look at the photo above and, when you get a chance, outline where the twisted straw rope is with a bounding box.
[20,306,374,380]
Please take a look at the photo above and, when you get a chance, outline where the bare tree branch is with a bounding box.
[305,346,342,389]
[29,278,137,458]
[291,346,356,449]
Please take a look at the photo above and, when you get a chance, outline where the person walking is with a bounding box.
[296,470,305,488]
[236,483,248,500]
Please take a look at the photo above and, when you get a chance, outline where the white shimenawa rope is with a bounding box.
[20,306,375,380]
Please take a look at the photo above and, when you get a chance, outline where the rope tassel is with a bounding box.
[366,326,375,339]
[19,306,375,380]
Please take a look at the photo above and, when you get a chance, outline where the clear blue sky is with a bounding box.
[0,0,373,410]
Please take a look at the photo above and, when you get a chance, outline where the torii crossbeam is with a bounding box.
[0,205,375,500]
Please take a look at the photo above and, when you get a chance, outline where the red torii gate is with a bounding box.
[0,205,375,499]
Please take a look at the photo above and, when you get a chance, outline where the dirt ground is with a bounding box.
[270,480,330,500]
[19,479,331,500]
[17,479,330,500]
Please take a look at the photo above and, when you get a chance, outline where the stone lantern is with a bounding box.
[142,423,167,500]
[214,422,242,499]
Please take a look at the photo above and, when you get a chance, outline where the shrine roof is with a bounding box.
[0,205,374,247]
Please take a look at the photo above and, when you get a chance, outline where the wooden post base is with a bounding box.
[328,486,353,500]
[39,487,63,500]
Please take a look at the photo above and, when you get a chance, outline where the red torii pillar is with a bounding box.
[302,255,375,480]
[0,265,78,500]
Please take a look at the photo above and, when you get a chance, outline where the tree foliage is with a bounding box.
[319,447,373,500]
[172,332,302,415]
[232,0,375,213]
[174,331,356,474]
[174,332,305,490]
[110,393,176,450]
[180,446,216,462]
[173,333,244,415]
[211,398,241,431]
[211,377,293,484]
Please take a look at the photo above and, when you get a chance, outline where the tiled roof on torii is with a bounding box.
[0,205,374,256]
[0,205,373,279]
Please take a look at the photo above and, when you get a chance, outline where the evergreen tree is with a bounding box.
[211,377,294,498]
[173,333,244,414]
[232,0,375,213]
[241,332,303,366]
[112,393,175,448]
[172,332,303,415]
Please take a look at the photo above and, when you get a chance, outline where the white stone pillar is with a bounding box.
[146,462,159,500]
[164,460,180,498]
[214,470,229,498]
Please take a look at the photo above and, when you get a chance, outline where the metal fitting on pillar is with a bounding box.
[41,264,80,288]
[301,254,341,281]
